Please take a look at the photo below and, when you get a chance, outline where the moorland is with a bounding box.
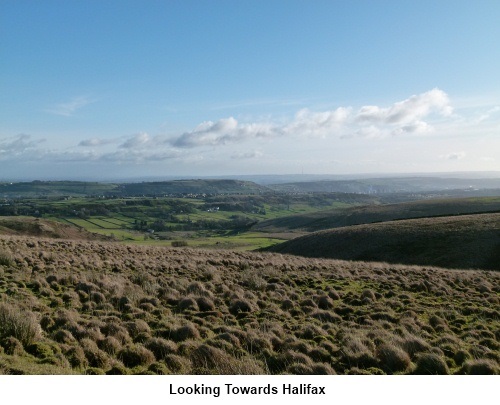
[0,176,499,374]
[265,213,500,270]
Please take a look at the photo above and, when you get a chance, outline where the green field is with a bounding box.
[7,190,500,251]
[130,231,287,250]
[0,191,368,249]
[57,217,140,241]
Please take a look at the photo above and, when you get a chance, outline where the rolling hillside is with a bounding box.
[0,181,119,197]
[120,179,269,196]
[264,213,500,271]
[0,179,269,198]
[253,197,500,233]
[0,217,110,241]
[268,177,500,193]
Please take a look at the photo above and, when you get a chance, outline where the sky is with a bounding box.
[1,0,500,180]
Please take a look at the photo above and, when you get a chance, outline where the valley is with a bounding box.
[0,176,499,375]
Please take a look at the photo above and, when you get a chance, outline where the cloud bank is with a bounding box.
[172,118,278,148]
[0,134,45,158]
[166,88,454,147]
[3,89,499,176]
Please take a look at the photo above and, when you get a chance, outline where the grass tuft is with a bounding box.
[413,353,449,375]
[460,359,499,375]
[376,343,411,373]
[0,303,41,347]
[118,344,155,368]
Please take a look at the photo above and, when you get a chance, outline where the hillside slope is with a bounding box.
[268,177,500,193]
[0,181,119,197]
[120,179,269,196]
[0,179,268,197]
[0,235,498,375]
[254,197,500,233]
[0,217,110,241]
[264,213,500,270]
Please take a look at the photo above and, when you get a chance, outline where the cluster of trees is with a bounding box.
[134,215,257,233]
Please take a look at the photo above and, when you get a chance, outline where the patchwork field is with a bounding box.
[3,192,367,249]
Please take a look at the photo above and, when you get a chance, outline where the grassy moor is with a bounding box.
[265,213,500,271]
[0,234,498,375]
[0,179,499,375]
[3,0,500,389]
[254,196,500,233]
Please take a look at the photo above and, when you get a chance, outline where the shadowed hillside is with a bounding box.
[0,235,498,375]
[254,197,500,233]
[264,213,500,271]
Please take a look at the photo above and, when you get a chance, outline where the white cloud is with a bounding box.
[0,134,45,158]
[478,106,500,122]
[120,132,152,149]
[442,151,466,160]
[355,125,384,139]
[1,132,182,165]
[172,117,278,148]
[231,150,263,159]
[356,88,452,124]
[79,133,173,153]
[168,88,456,146]
[284,107,350,137]
[99,149,180,163]
[4,89,499,177]
[392,121,433,136]
[45,96,95,117]
[78,138,116,147]
[349,88,453,138]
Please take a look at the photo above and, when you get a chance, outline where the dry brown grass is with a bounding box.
[0,233,498,375]
[0,303,41,346]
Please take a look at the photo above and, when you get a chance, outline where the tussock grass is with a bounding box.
[460,359,499,375]
[0,248,13,267]
[376,343,411,373]
[413,353,450,375]
[144,338,178,360]
[118,344,155,368]
[0,303,41,346]
[0,234,498,375]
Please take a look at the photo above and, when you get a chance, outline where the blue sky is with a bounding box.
[1,0,499,180]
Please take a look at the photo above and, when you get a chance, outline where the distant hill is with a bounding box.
[0,217,110,241]
[120,179,269,196]
[268,176,500,193]
[3,176,500,197]
[0,181,119,197]
[264,213,500,270]
[0,179,269,197]
[253,197,500,233]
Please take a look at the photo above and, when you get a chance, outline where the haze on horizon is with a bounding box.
[1,1,499,181]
